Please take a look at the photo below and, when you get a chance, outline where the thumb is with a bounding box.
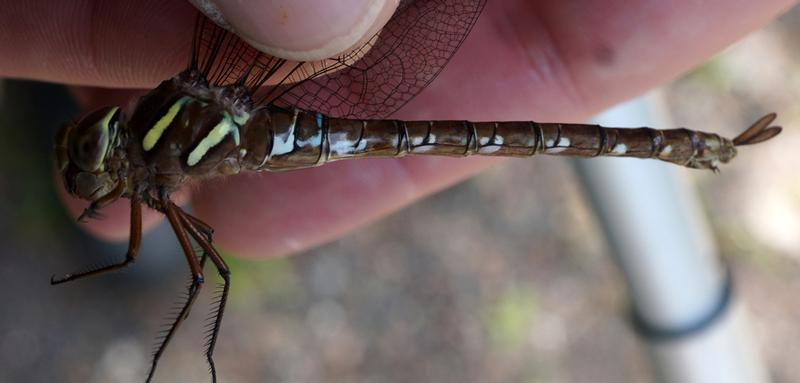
[191,0,399,61]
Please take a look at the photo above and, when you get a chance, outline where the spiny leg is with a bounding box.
[51,198,142,285]
[180,210,230,383]
[185,214,213,269]
[184,212,214,243]
[182,214,214,324]
[76,181,126,222]
[188,215,212,270]
[146,202,206,383]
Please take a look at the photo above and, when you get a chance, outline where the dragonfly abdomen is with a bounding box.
[237,108,745,172]
[322,117,739,170]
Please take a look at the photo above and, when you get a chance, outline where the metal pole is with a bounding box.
[573,93,768,383]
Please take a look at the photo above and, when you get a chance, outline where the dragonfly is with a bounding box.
[51,0,782,381]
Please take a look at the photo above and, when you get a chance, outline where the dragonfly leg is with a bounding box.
[147,202,206,383]
[184,212,215,243]
[76,181,126,223]
[50,198,142,285]
[179,210,230,383]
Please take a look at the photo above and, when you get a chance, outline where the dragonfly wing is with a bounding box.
[190,0,487,119]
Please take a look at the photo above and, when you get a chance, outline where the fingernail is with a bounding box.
[194,0,398,61]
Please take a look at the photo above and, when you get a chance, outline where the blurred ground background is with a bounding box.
[2,6,800,383]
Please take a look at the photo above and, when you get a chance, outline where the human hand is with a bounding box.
[1,0,792,258]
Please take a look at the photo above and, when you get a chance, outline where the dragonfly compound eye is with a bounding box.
[68,106,120,172]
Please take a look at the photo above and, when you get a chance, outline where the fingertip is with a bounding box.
[195,0,399,61]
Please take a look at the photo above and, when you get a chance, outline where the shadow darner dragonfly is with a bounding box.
[51,0,781,381]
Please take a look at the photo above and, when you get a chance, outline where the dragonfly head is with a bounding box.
[56,106,125,201]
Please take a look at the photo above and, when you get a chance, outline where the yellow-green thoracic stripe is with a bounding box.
[186,113,241,166]
[142,96,192,151]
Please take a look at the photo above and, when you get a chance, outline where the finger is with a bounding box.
[2,0,791,91]
[0,0,194,87]
[193,0,793,258]
[193,157,502,258]
[196,0,399,61]
[0,0,192,86]
[45,0,792,252]
[402,0,795,121]
[0,0,394,86]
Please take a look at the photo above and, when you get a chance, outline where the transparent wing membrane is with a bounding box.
[191,0,487,118]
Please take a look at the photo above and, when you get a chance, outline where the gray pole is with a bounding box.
[574,93,768,383]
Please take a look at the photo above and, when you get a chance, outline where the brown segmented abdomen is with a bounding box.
[238,108,779,172]
[324,119,736,169]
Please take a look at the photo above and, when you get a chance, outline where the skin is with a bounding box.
[0,0,794,259]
